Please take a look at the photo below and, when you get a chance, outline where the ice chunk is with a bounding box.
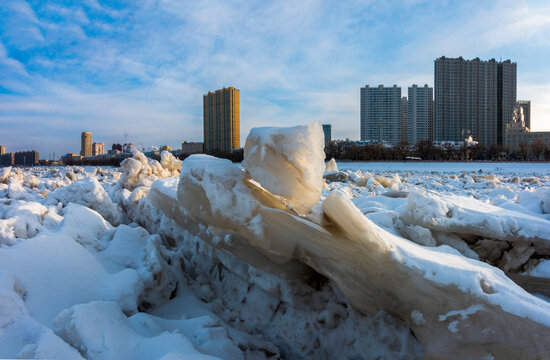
[322,190,550,359]
[530,260,550,278]
[8,182,30,200]
[323,171,348,182]
[0,167,11,184]
[160,151,182,173]
[120,151,181,190]
[325,158,338,172]
[434,233,479,260]
[46,177,121,226]
[178,155,259,227]
[5,201,48,239]
[403,189,550,252]
[375,176,392,188]
[171,155,550,359]
[59,203,113,251]
[99,225,179,309]
[242,122,325,215]
[403,225,436,247]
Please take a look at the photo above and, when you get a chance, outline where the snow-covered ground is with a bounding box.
[0,142,549,359]
[337,161,550,176]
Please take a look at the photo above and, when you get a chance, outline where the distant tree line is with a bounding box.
[324,140,550,162]
[35,141,549,168]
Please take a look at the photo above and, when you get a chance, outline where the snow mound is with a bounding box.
[59,203,113,251]
[242,122,325,215]
[54,301,217,360]
[120,151,181,190]
[46,177,121,226]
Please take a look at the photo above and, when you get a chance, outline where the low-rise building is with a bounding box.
[62,152,82,161]
[181,142,204,154]
[504,104,550,152]
[505,127,550,152]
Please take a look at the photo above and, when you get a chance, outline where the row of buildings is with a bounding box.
[4,56,546,167]
[0,146,39,167]
[360,56,548,149]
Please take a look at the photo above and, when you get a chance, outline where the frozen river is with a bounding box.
[336,161,550,175]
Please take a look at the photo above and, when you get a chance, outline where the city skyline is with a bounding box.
[1,0,550,158]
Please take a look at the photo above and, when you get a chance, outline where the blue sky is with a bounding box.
[1,0,550,158]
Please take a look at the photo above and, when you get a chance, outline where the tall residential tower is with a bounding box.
[407,84,434,145]
[360,85,402,145]
[203,87,240,152]
[434,57,516,146]
[80,132,92,157]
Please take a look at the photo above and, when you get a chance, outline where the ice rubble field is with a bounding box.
[0,140,549,359]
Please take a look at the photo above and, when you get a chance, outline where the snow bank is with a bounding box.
[242,122,325,215]
[54,301,217,360]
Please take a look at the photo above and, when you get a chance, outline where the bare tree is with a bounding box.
[518,141,529,160]
[531,139,547,160]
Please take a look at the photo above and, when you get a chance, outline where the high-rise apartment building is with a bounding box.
[322,124,332,142]
[360,85,402,145]
[92,142,105,156]
[81,132,92,157]
[203,87,240,152]
[434,57,516,146]
[0,145,5,155]
[408,84,434,145]
[400,97,408,143]
[517,100,531,129]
